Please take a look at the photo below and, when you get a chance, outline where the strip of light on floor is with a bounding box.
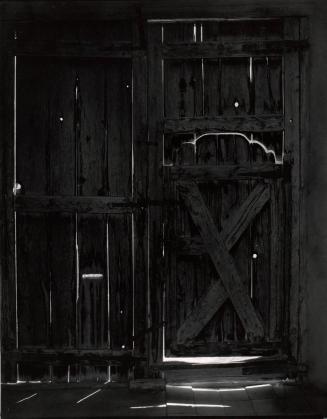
[76,389,101,404]
[16,393,38,404]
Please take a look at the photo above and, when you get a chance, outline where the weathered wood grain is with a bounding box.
[221,57,250,116]
[177,181,264,339]
[253,57,283,114]
[177,183,270,343]
[164,59,203,118]
[164,115,284,133]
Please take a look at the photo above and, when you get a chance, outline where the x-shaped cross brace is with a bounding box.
[176,182,270,343]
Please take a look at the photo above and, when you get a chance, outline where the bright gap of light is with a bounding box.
[130,403,229,409]
[162,355,261,364]
[16,393,38,404]
[76,389,101,404]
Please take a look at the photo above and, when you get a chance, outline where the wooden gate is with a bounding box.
[147,18,307,359]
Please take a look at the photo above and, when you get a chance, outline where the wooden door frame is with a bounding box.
[0,3,309,380]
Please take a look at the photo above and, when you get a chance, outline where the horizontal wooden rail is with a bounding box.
[7,40,145,58]
[4,349,146,363]
[166,163,285,181]
[162,39,309,58]
[164,115,284,133]
[15,195,134,213]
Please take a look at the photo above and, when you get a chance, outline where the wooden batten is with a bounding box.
[162,40,308,58]
[164,115,284,133]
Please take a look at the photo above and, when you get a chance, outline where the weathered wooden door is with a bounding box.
[2,21,148,382]
[147,18,306,359]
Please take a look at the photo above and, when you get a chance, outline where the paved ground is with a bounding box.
[2,380,327,417]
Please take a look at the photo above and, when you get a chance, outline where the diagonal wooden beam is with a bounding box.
[176,182,269,344]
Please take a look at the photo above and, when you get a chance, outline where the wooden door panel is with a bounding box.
[16,57,75,196]
[108,213,133,351]
[17,213,50,347]
[78,214,108,348]
[49,213,76,348]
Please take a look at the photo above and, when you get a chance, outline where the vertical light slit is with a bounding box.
[106,217,110,348]
[107,365,111,383]
[193,23,197,42]
[249,57,253,83]
[161,59,165,165]
[161,24,164,44]
[67,365,70,383]
[200,23,203,42]
[131,212,135,351]
[201,59,205,116]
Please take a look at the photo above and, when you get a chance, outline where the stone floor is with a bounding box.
[2,380,327,418]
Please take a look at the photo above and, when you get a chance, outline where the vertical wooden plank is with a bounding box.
[148,23,164,364]
[50,212,76,348]
[78,214,107,348]
[107,59,132,197]
[108,214,133,351]
[48,58,75,195]
[16,213,49,347]
[163,22,195,44]
[269,179,285,340]
[164,59,203,118]
[16,56,48,195]
[78,59,106,196]
[221,57,250,116]
[203,59,220,116]
[1,21,17,382]
[297,16,309,364]
[251,197,271,337]
[132,18,148,358]
[253,57,283,114]
[284,17,301,359]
